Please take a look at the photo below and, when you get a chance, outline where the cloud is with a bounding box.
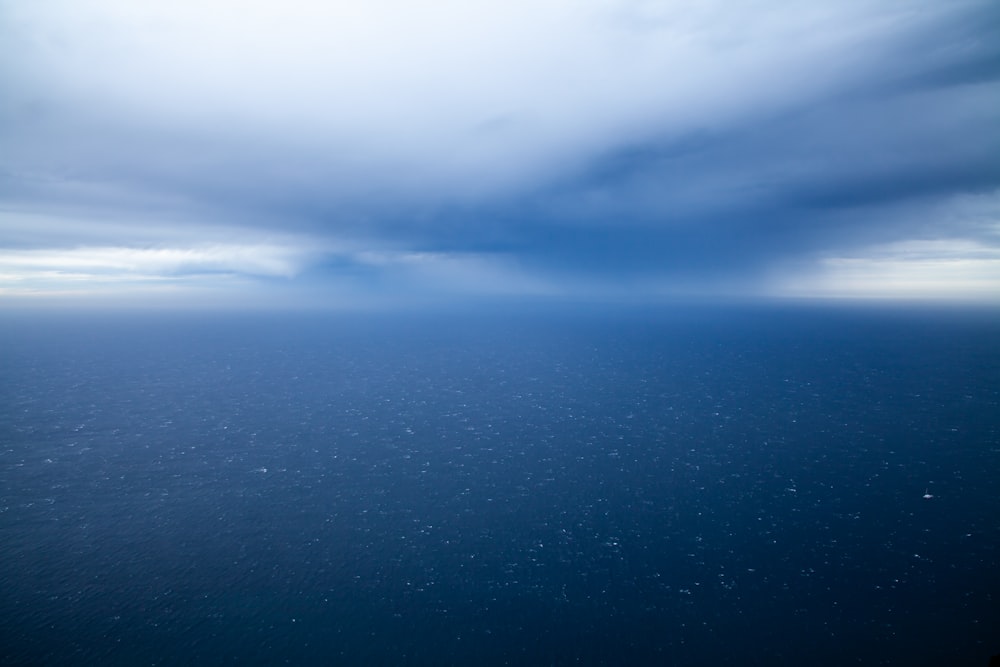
[768,237,1000,300]
[0,242,324,304]
[1,0,998,304]
[0,236,559,305]
[6,1,986,206]
[764,192,1000,300]
[0,244,307,278]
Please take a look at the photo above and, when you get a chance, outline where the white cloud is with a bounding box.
[0,243,325,302]
[0,245,306,276]
[768,237,1000,301]
[2,0,961,200]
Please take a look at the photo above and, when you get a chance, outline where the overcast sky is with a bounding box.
[2,0,998,307]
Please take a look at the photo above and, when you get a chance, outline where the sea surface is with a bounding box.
[1,304,998,666]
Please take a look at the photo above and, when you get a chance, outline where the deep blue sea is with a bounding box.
[2,304,998,666]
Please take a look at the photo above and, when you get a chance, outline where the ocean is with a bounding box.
[1,304,998,665]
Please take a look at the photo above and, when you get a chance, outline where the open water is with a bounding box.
[1,304,998,665]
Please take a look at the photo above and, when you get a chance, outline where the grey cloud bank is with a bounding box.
[1,0,998,305]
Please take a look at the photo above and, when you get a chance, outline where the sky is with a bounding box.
[1,0,999,308]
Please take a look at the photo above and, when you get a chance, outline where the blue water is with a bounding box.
[2,305,998,665]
